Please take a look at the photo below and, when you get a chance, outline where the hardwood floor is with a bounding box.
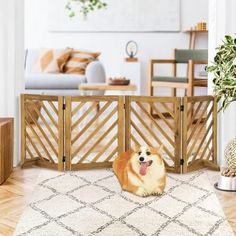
[0,167,235,236]
[0,167,40,236]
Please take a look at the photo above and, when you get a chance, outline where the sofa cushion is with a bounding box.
[64,50,100,75]
[25,74,86,89]
[33,48,72,73]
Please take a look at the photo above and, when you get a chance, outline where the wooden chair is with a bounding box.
[148,49,208,97]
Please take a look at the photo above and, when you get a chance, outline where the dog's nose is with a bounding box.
[139,157,144,162]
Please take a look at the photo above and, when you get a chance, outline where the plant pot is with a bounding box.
[215,175,236,192]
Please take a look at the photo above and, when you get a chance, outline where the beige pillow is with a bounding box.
[33,48,72,73]
[64,50,101,75]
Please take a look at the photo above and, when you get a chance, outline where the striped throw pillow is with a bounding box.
[64,50,101,75]
[33,48,72,73]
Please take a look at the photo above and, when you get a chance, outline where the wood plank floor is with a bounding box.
[0,167,235,236]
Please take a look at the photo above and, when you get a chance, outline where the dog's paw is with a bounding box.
[135,187,148,197]
[152,188,164,196]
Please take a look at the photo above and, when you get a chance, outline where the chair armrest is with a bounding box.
[150,59,176,64]
[85,61,106,84]
[190,59,208,65]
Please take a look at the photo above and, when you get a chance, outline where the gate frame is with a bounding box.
[181,96,219,173]
[21,94,64,171]
[65,96,124,171]
[124,96,182,173]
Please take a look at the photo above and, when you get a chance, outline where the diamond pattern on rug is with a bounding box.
[14,208,49,235]
[196,194,225,217]
[30,185,55,203]
[26,222,73,236]
[60,207,111,235]
[95,222,140,236]
[177,206,221,235]
[95,195,137,218]
[124,207,168,235]
[34,195,82,218]
[170,183,207,204]
[158,222,196,236]
[42,174,88,193]
[70,185,111,204]
[148,195,187,217]
[13,170,234,236]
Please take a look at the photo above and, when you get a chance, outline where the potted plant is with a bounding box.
[207,35,236,191]
[207,35,236,111]
[65,0,107,19]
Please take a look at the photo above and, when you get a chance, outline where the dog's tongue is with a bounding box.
[139,162,149,176]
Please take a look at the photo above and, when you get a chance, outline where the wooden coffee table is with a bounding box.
[79,83,137,95]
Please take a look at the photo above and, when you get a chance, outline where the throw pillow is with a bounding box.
[33,48,72,73]
[64,50,100,75]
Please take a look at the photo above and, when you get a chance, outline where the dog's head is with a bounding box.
[130,146,164,176]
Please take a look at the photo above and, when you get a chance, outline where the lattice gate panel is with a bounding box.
[65,96,124,170]
[125,96,181,173]
[182,96,218,173]
[21,94,64,170]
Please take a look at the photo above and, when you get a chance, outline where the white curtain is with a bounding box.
[208,0,236,166]
[0,0,25,166]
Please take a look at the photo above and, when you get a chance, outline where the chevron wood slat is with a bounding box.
[71,101,112,144]
[72,106,117,158]
[71,102,98,130]
[78,121,117,163]
[182,96,218,173]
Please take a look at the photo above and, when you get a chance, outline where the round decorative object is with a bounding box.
[126,41,138,58]
[224,138,236,170]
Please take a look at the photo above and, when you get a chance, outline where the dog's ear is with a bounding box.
[133,145,140,153]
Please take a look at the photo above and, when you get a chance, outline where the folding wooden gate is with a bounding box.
[21,94,64,170]
[182,96,218,173]
[125,96,182,173]
[21,94,218,173]
[65,96,124,170]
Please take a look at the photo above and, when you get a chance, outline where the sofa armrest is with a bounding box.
[85,61,106,84]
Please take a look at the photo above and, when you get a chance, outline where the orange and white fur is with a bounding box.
[113,146,166,197]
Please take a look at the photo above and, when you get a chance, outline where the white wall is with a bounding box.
[0,0,25,166]
[208,0,236,166]
[25,0,208,95]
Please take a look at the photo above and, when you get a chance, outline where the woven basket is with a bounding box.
[224,138,236,170]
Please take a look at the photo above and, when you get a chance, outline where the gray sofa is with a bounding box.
[24,49,106,96]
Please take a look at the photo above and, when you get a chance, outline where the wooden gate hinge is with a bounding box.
[63,104,66,110]
[180,105,184,111]
[180,159,184,166]
[63,156,66,162]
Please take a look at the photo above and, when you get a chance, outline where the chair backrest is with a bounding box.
[174,49,208,63]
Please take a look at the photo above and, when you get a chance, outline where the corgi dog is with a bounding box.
[113,146,166,197]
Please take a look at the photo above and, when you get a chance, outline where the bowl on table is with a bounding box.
[108,77,130,85]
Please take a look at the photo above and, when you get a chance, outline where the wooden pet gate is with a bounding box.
[21,94,218,173]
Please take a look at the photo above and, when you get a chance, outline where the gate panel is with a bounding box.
[125,96,181,173]
[21,94,64,170]
[65,96,124,170]
[182,96,219,173]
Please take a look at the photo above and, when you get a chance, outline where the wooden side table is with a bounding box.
[0,118,14,185]
[79,83,137,95]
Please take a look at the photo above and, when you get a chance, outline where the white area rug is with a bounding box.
[14,169,234,236]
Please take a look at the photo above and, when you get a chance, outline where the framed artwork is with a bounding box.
[49,0,180,32]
